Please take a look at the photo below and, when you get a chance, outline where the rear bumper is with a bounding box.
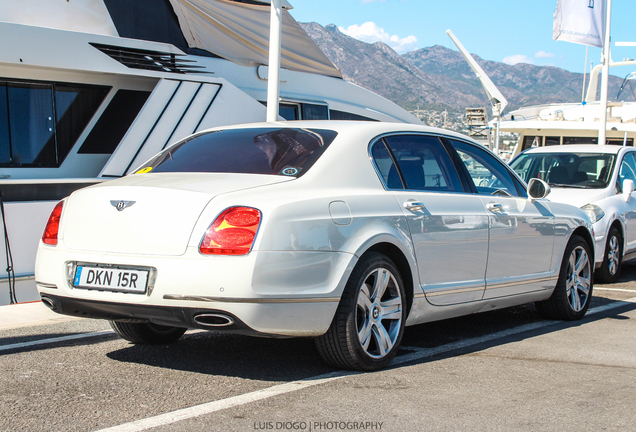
[40,293,266,335]
[35,246,352,336]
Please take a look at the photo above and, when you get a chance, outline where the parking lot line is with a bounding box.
[594,287,636,293]
[0,330,114,353]
[93,297,636,432]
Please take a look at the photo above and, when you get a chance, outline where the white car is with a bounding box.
[36,121,594,371]
[511,144,636,283]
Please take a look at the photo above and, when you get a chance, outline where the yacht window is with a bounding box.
[564,137,598,145]
[267,102,330,121]
[279,103,299,121]
[0,80,109,167]
[545,136,560,146]
[79,90,151,154]
[562,136,634,146]
[608,138,634,146]
[521,135,542,151]
[0,86,11,164]
[330,109,377,122]
[301,103,329,120]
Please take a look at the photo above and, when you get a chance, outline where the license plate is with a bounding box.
[73,266,148,293]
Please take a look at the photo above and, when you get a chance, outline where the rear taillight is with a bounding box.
[200,207,261,255]
[42,201,64,246]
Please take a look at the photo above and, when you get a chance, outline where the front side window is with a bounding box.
[451,140,521,197]
[136,127,337,177]
[619,153,636,190]
[510,152,616,189]
[371,134,462,192]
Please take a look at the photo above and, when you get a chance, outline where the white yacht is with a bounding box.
[0,0,419,305]
[501,61,636,156]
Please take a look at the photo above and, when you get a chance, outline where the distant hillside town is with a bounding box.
[301,22,627,139]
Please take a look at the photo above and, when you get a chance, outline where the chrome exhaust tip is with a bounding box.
[193,313,235,327]
[41,297,56,311]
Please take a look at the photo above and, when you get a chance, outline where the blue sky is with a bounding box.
[289,0,636,79]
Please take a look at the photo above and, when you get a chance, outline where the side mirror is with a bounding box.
[623,179,635,202]
[528,178,551,202]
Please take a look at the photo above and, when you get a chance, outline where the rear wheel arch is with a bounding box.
[316,251,407,370]
[363,242,415,317]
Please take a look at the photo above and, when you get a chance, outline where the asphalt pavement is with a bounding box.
[1,264,636,432]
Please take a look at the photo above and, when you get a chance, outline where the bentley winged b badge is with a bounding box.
[110,200,136,212]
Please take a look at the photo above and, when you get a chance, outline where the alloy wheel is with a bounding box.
[607,235,620,276]
[355,267,403,359]
[566,245,591,312]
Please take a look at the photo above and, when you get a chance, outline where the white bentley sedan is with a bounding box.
[36,121,594,371]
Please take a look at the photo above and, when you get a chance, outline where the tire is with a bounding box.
[315,252,406,371]
[109,321,186,344]
[595,226,622,284]
[535,235,593,321]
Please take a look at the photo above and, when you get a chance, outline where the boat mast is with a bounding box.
[582,46,588,103]
[266,0,283,122]
[598,0,612,145]
[446,30,508,154]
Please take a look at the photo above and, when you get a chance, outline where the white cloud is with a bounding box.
[535,51,555,58]
[338,21,418,54]
[503,54,534,65]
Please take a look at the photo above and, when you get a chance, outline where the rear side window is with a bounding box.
[135,127,337,177]
[371,134,463,192]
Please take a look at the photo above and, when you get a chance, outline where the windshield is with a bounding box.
[134,127,338,177]
[510,152,615,189]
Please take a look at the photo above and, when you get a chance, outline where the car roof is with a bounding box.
[521,144,632,155]
[199,120,476,144]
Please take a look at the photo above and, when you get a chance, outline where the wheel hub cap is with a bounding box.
[372,305,380,320]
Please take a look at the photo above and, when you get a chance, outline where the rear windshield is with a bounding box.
[510,152,616,189]
[134,127,338,177]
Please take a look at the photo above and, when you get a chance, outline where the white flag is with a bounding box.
[553,0,605,48]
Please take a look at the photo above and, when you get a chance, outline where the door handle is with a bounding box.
[404,201,425,212]
[486,202,503,213]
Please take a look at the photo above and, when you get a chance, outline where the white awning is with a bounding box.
[0,0,118,36]
[167,0,342,78]
[0,0,341,78]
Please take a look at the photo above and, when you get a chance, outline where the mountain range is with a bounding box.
[300,23,626,114]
